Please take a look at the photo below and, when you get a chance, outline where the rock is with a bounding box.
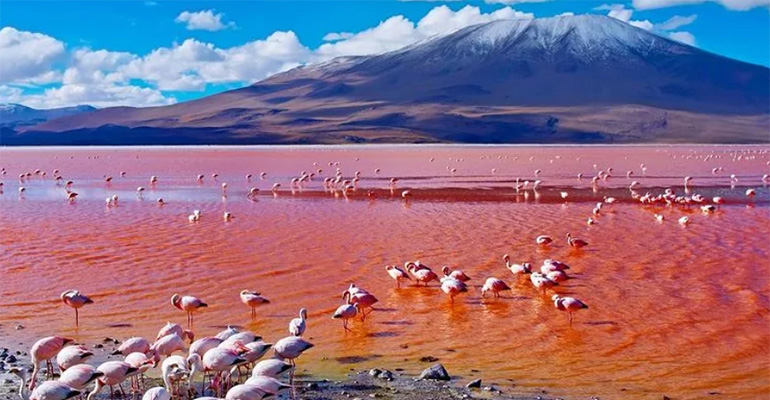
[93,344,103,349]
[466,379,482,389]
[419,356,439,363]
[368,368,382,377]
[306,382,319,390]
[418,363,450,381]
[6,355,17,363]
[378,370,393,381]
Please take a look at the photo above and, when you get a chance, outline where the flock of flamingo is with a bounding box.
[2,149,768,400]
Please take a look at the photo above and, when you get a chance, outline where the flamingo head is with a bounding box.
[183,330,195,343]
[441,266,450,276]
[170,294,182,310]
[299,308,308,320]
[502,254,510,263]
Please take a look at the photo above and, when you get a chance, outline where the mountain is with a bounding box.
[0,104,96,127]
[4,15,769,145]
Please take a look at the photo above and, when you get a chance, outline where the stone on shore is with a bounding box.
[418,363,450,381]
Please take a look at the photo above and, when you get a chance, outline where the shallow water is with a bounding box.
[0,145,768,400]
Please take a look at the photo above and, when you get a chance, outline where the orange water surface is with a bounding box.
[0,145,768,400]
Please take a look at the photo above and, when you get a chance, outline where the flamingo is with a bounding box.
[142,387,171,400]
[405,262,439,286]
[221,331,262,347]
[242,376,291,396]
[273,337,313,391]
[679,216,690,225]
[30,381,80,400]
[29,336,74,390]
[215,326,240,341]
[441,266,471,282]
[288,308,307,337]
[746,188,756,198]
[503,254,532,277]
[87,361,139,400]
[385,265,411,288]
[202,348,247,396]
[566,233,588,249]
[151,333,187,359]
[481,278,511,299]
[342,291,378,321]
[440,277,468,304]
[112,337,151,357]
[546,270,569,282]
[552,294,589,324]
[124,352,155,392]
[541,259,570,273]
[224,384,268,400]
[530,272,558,295]
[59,364,104,391]
[56,345,93,371]
[240,291,270,318]
[536,235,553,246]
[161,355,194,397]
[60,290,93,326]
[251,360,292,379]
[189,337,224,359]
[8,367,29,396]
[171,294,207,327]
[156,322,194,343]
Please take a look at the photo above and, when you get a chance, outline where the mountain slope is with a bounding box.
[0,104,96,127]
[6,15,769,145]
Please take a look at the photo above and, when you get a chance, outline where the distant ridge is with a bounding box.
[4,15,769,145]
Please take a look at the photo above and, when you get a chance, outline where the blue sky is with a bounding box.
[1,0,768,108]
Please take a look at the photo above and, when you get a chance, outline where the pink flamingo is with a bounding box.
[224,384,269,400]
[552,294,589,324]
[202,348,247,396]
[31,381,80,400]
[332,303,359,332]
[151,333,187,359]
[288,308,307,337]
[566,233,588,249]
[142,387,170,400]
[112,337,151,356]
[503,254,532,277]
[530,272,559,295]
[124,352,155,392]
[541,259,570,274]
[405,262,439,286]
[440,277,468,304]
[56,345,93,371]
[441,266,471,282]
[342,291,378,321]
[242,376,292,397]
[87,361,139,400]
[239,290,270,319]
[189,337,224,359]
[273,337,313,392]
[481,277,511,298]
[171,294,207,327]
[385,265,411,288]
[29,336,74,390]
[60,290,93,326]
[58,364,104,390]
[251,360,292,379]
[536,235,553,246]
[156,322,194,343]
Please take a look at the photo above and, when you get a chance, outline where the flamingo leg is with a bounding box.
[118,383,126,398]
[75,308,79,327]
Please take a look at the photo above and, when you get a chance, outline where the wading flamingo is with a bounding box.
[566,233,588,249]
[58,364,104,391]
[503,254,532,277]
[385,265,411,288]
[250,360,292,379]
[440,277,468,304]
[171,294,207,327]
[30,381,80,400]
[29,336,74,390]
[481,278,511,299]
[288,308,307,337]
[441,266,471,282]
[60,290,93,326]
[56,345,93,371]
[240,290,270,319]
[112,337,151,357]
[552,294,589,324]
[536,235,553,246]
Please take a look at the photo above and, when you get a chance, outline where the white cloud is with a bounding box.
[668,31,696,45]
[322,32,355,42]
[556,12,576,16]
[632,0,769,10]
[0,83,175,109]
[484,0,548,4]
[317,5,532,58]
[656,14,697,30]
[598,4,654,31]
[175,10,235,31]
[0,27,66,84]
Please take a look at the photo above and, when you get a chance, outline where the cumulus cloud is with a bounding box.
[598,4,654,31]
[668,31,697,45]
[656,14,697,30]
[19,83,175,109]
[632,0,769,10]
[175,10,235,31]
[317,5,532,58]
[484,0,549,4]
[322,32,355,41]
[0,27,66,84]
